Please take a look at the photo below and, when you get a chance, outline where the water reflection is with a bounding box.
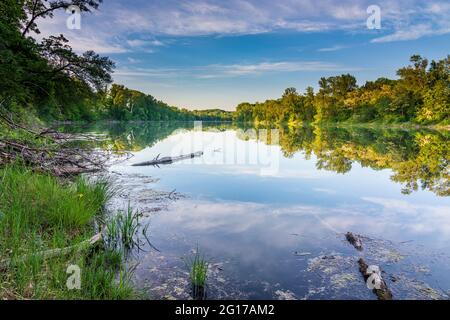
[70,122,450,299]
[70,122,449,196]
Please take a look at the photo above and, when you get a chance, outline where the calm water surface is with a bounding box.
[70,122,450,300]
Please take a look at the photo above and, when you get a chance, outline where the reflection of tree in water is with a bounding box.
[68,122,448,197]
[236,123,449,197]
[68,121,238,153]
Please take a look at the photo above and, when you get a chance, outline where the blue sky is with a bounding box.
[37,0,450,110]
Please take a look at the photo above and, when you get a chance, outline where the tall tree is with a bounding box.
[21,0,102,36]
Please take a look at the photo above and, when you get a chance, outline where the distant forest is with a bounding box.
[235,55,449,125]
[1,1,448,125]
[0,0,232,122]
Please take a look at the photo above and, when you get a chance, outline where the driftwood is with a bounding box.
[132,151,204,167]
[358,258,393,300]
[346,232,363,251]
[0,107,124,176]
[0,233,102,271]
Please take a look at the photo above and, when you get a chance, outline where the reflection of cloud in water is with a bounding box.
[204,166,337,179]
[150,200,340,269]
[154,198,450,251]
[362,197,450,239]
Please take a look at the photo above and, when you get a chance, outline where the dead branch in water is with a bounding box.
[346,232,363,251]
[0,107,121,176]
[0,137,108,176]
[132,151,204,167]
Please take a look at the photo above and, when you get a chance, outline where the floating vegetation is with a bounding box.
[306,254,372,299]
[330,273,358,290]
[390,275,449,300]
[274,290,297,300]
[107,173,185,217]
[375,249,405,264]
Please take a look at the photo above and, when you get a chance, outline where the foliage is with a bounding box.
[102,84,233,121]
[236,123,449,196]
[234,56,449,125]
[1,0,228,122]
[185,247,208,299]
[105,204,141,251]
[0,165,134,299]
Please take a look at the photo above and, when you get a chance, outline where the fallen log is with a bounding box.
[132,151,203,167]
[358,258,393,300]
[346,232,363,251]
[0,233,102,271]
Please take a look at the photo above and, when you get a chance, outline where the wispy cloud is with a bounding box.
[371,24,448,43]
[126,57,141,64]
[371,1,450,43]
[203,61,357,77]
[317,45,347,52]
[33,0,450,56]
[115,60,358,80]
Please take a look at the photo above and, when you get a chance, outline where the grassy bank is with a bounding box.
[0,165,135,299]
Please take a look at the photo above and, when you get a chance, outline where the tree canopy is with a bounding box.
[234,56,449,125]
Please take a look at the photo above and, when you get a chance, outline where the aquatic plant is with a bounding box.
[105,204,141,251]
[185,248,208,300]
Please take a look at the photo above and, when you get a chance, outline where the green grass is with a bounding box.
[0,165,135,299]
[185,248,208,299]
[184,248,209,299]
[105,204,141,251]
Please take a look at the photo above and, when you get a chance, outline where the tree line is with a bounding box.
[234,55,449,125]
[0,0,232,122]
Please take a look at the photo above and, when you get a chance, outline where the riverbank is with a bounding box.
[0,115,136,299]
[0,165,135,299]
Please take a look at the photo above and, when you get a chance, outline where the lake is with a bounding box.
[66,122,450,300]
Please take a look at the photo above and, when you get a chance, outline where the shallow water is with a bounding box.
[68,122,450,300]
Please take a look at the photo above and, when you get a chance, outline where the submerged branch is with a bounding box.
[358,258,393,300]
[132,151,204,167]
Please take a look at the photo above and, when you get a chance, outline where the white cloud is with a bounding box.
[114,60,358,81]
[318,45,347,52]
[126,39,147,47]
[372,24,450,43]
[31,0,450,56]
[127,57,141,64]
[362,197,450,236]
[66,35,129,54]
[370,1,450,43]
[200,61,360,78]
[126,39,165,48]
